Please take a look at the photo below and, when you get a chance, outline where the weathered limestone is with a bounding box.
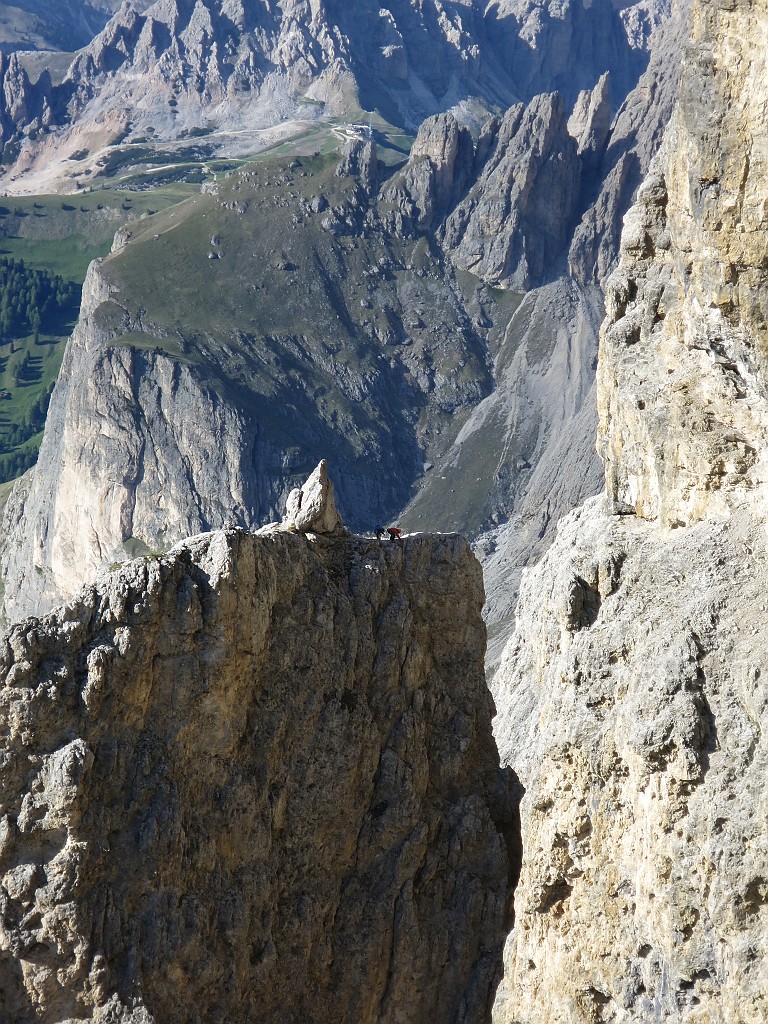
[0,526,516,1023]
[492,0,768,1019]
[493,497,768,1024]
[283,459,344,533]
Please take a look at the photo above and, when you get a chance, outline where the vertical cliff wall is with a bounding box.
[0,526,517,1024]
[492,0,768,1020]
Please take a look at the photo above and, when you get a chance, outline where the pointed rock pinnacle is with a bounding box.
[284,460,344,534]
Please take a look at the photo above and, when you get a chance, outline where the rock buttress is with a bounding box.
[492,0,768,1020]
[0,528,516,1024]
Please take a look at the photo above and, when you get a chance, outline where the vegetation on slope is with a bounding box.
[0,185,199,482]
[95,148,503,526]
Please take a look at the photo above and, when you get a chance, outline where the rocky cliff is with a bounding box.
[492,0,768,1019]
[0,497,517,1022]
[0,1,686,647]
[0,0,670,192]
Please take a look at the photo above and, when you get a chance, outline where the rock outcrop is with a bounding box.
[0,520,517,1023]
[442,93,580,290]
[492,0,768,1019]
[283,459,343,533]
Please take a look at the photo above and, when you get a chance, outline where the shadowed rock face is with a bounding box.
[442,92,581,290]
[0,526,517,1024]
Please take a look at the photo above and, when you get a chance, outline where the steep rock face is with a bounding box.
[492,0,768,1019]
[599,0,768,526]
[381,112,475,232]
[493,498,768,1023]
[442,93,580,290]
[0,261,284,623]
[0,525,517,1023]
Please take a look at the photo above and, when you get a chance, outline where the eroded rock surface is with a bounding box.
[0,527,516,1023]
[283,459,343,533]
[492,0,768,1019]
[493,499,768,1023]
[442,93,580,290]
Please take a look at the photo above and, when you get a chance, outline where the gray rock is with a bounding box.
[442,94,581,290]
[336,139,378,193]
[567,71,612,174]
[381,112,474,233]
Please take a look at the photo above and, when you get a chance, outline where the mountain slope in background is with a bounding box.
[0,0,686,639]
[0,0,152,54]
[0,0,667,194]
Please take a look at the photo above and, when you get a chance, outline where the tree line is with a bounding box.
[0,380,54,483]
[0,257,77,341]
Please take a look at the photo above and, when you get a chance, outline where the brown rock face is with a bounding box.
[0,528,516,1024]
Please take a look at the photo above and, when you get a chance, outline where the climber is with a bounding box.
[387,526,403,541]
[374,524,385,540]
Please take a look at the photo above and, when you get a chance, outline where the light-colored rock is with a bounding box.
[493,498,768,1023]
[0,527,516,1023]
[567,71,612,172]
[493,0,768,1019]
[283,459,343,533]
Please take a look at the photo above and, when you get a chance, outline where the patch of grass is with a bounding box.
[0,183,200,482]
[95,148,497,529]
[0,188,193,282]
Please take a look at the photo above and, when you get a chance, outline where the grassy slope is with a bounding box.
[0,184,199,481]
[97,149,496,525]
[0,114,413,487]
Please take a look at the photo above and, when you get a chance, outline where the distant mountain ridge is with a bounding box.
[0,0,151,54]
[0,0,667,189]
